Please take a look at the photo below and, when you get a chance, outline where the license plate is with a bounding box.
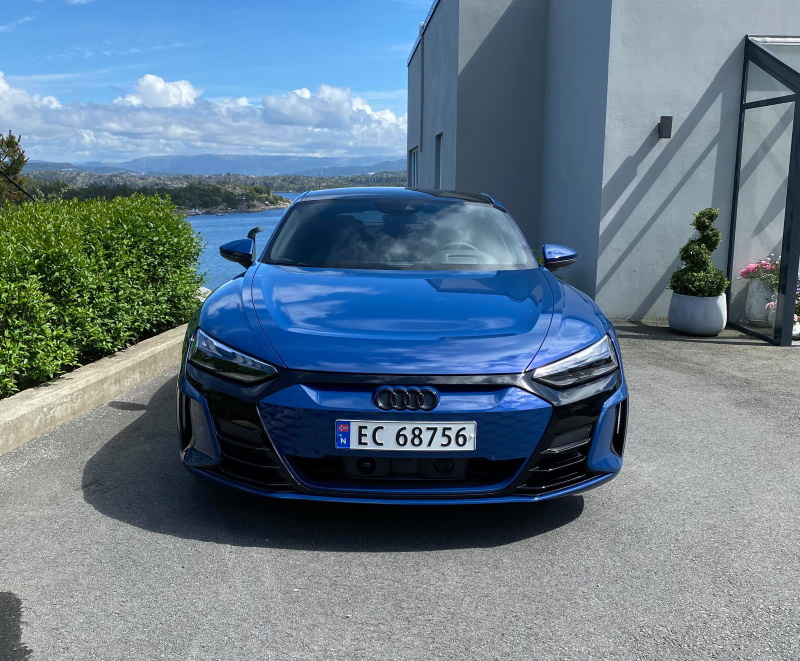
[335,420,476,451]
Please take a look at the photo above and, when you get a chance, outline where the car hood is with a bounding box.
[249,265,554,374]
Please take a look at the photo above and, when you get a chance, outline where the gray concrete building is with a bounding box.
[407,0,800,321]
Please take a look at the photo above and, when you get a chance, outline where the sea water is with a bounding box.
[188,192,301,289]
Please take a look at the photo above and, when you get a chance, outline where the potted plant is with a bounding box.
[739,257,779,326]
[765,283,800,340]
[668,208,730,336]
[741,255,800,339]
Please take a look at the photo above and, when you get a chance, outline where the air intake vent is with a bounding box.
[516,436,593,495]
[544,424,593,454]
[209,417,293,489]
[611,399,629,457]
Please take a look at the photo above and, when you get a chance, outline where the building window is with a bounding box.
[409,147,419,187]
[434,133,443,188]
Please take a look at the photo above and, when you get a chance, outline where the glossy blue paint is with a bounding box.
[542,243,578,270]
[251,266,554,374]
[525,270,609,370]
[587,382,628,473]
[177,188,629,505]
[198,273,286,368]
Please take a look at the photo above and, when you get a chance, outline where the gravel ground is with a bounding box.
[0,323,798,660]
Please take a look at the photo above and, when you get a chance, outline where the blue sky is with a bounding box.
[0,0,430,162]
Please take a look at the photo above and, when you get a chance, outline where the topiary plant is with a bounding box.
[668,208,729,297]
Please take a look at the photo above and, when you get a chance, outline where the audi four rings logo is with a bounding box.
[373,386,439,411]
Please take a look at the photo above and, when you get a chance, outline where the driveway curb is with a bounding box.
[0,324,187,458]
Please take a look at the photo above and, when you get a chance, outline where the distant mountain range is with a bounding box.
[27,154,406,177]
[27,160,132,175]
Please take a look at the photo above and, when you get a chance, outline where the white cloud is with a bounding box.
[116,74,202,107]
[0,16,34,32]
[51,40,195,61]
[6,72,86,83]
[0,71,60,108]
[0,73,406,161]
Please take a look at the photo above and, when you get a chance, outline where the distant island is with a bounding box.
[27,178,292,215]
[26,169,409,214]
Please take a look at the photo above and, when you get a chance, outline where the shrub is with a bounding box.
[668,208,729,298]
[0,195,203,397]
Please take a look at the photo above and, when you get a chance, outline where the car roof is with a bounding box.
[300,187,497,205]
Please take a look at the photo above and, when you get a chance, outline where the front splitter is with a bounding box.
[185,465,617,505]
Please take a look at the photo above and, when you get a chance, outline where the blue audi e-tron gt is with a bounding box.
[177,188,628,504]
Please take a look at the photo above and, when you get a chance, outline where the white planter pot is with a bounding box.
[767,304,776,328]
[668,293,727,337]
[767,306,800,340]
[744,279,773,326]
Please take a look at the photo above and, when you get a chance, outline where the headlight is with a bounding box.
[188,329,280,384]
[531,335,618,389]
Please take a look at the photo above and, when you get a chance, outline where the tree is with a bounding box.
[0,131,29,204]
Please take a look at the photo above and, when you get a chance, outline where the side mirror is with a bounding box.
[542,244,578,271]
[220,238,255,268]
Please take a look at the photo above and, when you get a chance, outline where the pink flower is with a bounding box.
[740,264,757,278]
[740,256,782,279]
[766,301,777,310]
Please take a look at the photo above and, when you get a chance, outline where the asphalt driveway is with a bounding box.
[0,324,798,660]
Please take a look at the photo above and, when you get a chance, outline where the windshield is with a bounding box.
[263,198,535,270]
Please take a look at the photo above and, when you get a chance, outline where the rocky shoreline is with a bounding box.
[178,201,291,216]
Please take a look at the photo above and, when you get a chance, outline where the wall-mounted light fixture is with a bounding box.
[658,116,673,139]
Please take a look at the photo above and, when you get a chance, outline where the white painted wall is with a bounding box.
[407,0,458,190]
[409,0,549,246]
[539,0,613,297]
[597,0,800,319]
[409,0,800,320]
[456,0,550,246]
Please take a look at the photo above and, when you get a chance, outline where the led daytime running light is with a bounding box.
[189,329,279,384]
[532,336,618,389]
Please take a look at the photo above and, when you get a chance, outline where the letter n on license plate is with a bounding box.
[335,420,476,451]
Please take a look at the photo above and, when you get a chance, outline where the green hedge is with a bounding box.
[0,195,203,397]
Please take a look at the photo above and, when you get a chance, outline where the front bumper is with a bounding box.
[177,362,628,505]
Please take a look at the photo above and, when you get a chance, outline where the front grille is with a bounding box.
[515,443,594,494]
[177,392,193,452]
[286,455,525,490]
[512,388,619,497]
[207,418,293,490]
[197,388,294,491]
[187,366,625,499]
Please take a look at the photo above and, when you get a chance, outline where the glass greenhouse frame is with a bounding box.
[728,36,800,346]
